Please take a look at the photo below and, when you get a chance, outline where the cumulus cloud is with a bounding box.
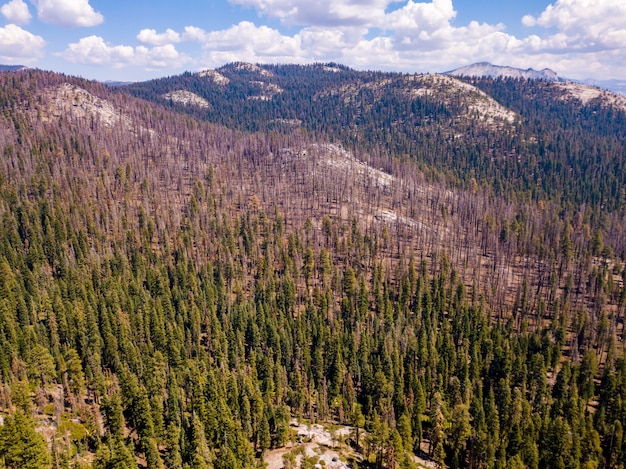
[178,2,518,73]
[217,0,625,78]
[0,0,31,24]
[202,21,301,56]
[181,26,211,42]
[210,0,519,71]
[298,26,369,60]
[385,0,455,32]
[522,0,625,32]
[137,28,181,46]
[62,35,189,69]
[522,0,626,52]
[185,21,305,66]
[136,44,187,69]
[0,23,45,63]
[54,0,626,80]
[229,0,393,26]
[63,36,133,66]
[31,0,103,27]
[384,0,508,54]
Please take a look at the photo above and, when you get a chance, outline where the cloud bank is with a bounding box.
[57,0,626,80]
[193,0,626,78]
[62,35,189,69]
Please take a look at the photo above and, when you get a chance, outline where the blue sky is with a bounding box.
[1,0,624,82]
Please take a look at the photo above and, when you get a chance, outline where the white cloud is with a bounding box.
[52,0,626,81]
[0,23,45,63]
[136,43,187,69]
[182,2,520,74]
[203,21,301,56]
[385,1,506,53]
[217,0,626,79]
[62,35,189,69]
[229,0,393,26]
[522,0,626,52]
[522,0,625,32]
[385,0,456,33]
[298,26,369,60]
[186,22,305,67]
[31,0,103,27]
[215,1,522,71]
[181,26,207,42]
[63,36,133,66]
[1,0,31,24]
[137,28,181,46]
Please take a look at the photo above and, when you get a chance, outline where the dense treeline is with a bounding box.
[1,69,626,469]
[466,77,626,212]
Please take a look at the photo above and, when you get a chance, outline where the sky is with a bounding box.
[0,0,625,82]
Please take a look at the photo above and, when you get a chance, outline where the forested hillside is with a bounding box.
[1,67,626,469]
[127,63,626,236]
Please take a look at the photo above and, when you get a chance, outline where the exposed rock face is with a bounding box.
[198,69,230,85]
[43,83,127,127]
[162,90,210,108]
[447,62,559,81]
[555,82,626,111]
[404,74,517,124]
[247,81,283,101]
[233,62,273,77]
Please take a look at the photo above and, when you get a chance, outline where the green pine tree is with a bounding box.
[0,411,52,469]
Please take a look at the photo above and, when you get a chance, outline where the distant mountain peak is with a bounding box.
[446,62,559,81]
[0,64,26,72]
[580,78,626,95]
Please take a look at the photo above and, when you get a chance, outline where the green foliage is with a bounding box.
[0,411,52,469]
[93,438,136,469]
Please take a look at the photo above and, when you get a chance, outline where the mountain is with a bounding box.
[1,66,626,469]
[582,77,626,95]
[103,79,133,87]
[127,62,518,132]
[124,62,626,216]
[554,80,626,109]
[0,64,26,71]
[446,61,559,81]
[446,61,626,95]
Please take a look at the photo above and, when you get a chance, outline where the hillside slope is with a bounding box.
[125,63,626,229]
[0,68,625,469]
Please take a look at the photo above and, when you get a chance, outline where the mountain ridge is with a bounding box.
[0,64,26,72]
[581,77,626,95]
[446,61,559,81]
[446,61,626,95]
[122,62,626,215]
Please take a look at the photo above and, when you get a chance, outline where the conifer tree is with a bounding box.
[0,411,52,469]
